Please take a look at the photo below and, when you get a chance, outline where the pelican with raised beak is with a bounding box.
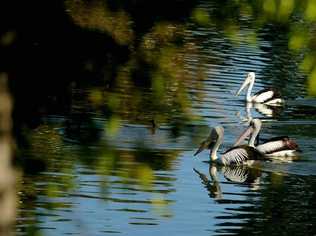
[234,119,300,158]
[236,72,283,105]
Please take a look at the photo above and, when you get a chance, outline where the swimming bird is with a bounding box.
[194,126,263,165]
[236,72,283,105]
[234,119,300,158]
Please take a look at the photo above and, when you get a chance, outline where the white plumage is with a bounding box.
[264,98,283,105]
[234,119,300,158]
[252,90,274,103]
[236,72,284,105]
[256,140,285,154]
[221,147,250,166]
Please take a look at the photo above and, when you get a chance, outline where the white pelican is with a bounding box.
[234,119,300,158]
[194,126,263,165]
[236,72,284,105]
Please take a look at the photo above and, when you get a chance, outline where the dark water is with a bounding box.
[14,2,316,236]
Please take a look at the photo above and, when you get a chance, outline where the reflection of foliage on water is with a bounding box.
[17,122,177,234]
[22,121,178,187]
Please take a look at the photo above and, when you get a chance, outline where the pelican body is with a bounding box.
[194,126,263,166]
[234,119,300,158]
[236,72,283,105]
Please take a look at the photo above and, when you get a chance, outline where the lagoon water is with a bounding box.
[15,2,316,236]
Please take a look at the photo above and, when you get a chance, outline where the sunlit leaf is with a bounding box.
[305,0,316,21]
[97,152,115,175]
[105,115,121,136]
[279,0,294,21]
[192,8,211,26]
[135,164,154,188]
[263,0,277,16]
[244,31,257,45]
[65,0,134,45]
[152,74,164,98]
[107,93,121,111]
[0,31,16,46]
[307,68,316,96]
[89,89,103,106]
[46,184,60,198]
[288,34,306,51]
[300,55,315,72]
[223,23,240,44]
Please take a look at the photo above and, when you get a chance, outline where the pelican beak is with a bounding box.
[194,140,215,156]
[194,142,206,156]
[233,125,253,146]
[236,75,251,96]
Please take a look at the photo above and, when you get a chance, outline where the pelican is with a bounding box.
[194,126,263,165]
[194,165,261,200]
[234,119,300,158]
[236,72,283,105]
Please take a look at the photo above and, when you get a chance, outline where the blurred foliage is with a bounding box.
[65,0,134,45]
[2,0,316,233]
[64,0,205,127]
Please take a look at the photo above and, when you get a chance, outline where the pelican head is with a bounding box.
[236,72,256,96]
[210,126,224,147]
[194,126,224,158]
[234,118,262,147]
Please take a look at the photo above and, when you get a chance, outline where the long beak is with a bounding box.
[233,125,253,146]
[194,140,215,156]
[194,144,206,156]
[235,79,249,96]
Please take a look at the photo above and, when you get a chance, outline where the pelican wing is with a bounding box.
[221,145,263,165]
[252,88,281,103]
[257,136,299,154]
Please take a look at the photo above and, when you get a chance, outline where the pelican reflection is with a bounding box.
[194,164,262,200]
[237,102,282,122]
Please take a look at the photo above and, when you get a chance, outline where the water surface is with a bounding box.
[15,2,316,236]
